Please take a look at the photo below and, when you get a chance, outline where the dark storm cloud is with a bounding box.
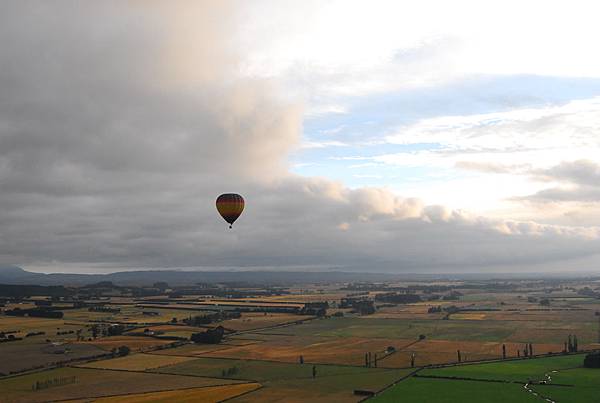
[1,1,599,272]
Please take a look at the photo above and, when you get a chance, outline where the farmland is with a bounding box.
[370,377,540,403]
[77,353,197,371]
[373,353,599,403]
[0,366,244,403]
[90,383,262,403]
[1,275,600,401]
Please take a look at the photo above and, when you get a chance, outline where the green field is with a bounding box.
[420,354,584,382]
[372,354,600,403]
[370,377,539,403]
[531,366,600,403]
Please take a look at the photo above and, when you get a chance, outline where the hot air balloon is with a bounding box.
[216,193,245,228]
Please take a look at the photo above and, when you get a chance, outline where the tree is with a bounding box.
[153,282,169,291]
[584,352,600,368]
[528,343,533,358]
[116,345,130,356]
[190,326,225,344]
[91,325,99,339]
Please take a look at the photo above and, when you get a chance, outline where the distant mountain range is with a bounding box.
[2,266,595,287]
[0,266,403,286]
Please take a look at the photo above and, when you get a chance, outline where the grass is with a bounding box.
[419,354,585,382]
[531,366,600,403]
[371,353,599,403]
[370,377,540,403]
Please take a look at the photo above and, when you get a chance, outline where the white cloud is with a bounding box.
[2,1,600,274]
[235,1,600,110]
[300,140,348,149]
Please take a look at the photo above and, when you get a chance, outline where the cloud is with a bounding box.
[518,160,600,203]
[2,1,600,273]
[533,160,600,186]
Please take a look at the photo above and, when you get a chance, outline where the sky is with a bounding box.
[2,0,600,274]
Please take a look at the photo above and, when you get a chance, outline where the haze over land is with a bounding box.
[2,1,600,274]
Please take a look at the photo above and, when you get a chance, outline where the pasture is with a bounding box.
[370,377,540,403]
[372,353,599,403]
[0,366,244,403]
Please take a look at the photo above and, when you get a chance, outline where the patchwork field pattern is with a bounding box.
[2,279,600,402]
[0,367,244,403]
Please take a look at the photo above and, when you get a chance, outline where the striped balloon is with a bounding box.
[216,193,245,228]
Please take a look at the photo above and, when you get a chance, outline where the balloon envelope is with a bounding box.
[216,193,245,228]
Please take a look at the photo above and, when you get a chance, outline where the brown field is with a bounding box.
[194,301,305,310]
[508,326,598,344]
[77,336,174,351]
[249,293,347,303]
[131,325,205,339]
[0,316,74,335]
[449,310,597,322]
[0,342,106,375]
[87,383,262,403]
[76,353,198,371]
[205,335,415,366]
[222,338,263,346]
[146,343,239,356]
[378,339,566,368]
[368,312,446,320]
[0,367,244,403]
[219,313,310,331]
[144,325,201,333]
[135,303,216,311]
[449,313,487,320]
